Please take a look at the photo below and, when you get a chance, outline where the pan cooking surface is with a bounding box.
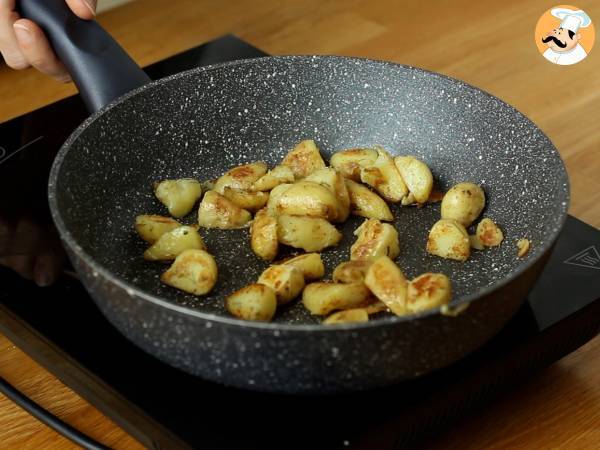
[50,56,568,325]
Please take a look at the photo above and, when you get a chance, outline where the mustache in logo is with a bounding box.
[542,35,567,48]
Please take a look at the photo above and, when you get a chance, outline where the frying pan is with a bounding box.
[20,0,569,393]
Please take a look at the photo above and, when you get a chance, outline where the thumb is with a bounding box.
[65,0,97,20]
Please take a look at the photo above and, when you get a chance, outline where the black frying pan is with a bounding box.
[21,0,569,393]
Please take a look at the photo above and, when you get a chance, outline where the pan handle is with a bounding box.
[18,0,150,112]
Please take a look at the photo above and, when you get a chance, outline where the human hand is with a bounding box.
[0,0,96,81]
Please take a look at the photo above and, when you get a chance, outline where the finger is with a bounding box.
[65,0,96,20]
[0,0,28,69]
[13,19,71,82]
[33,249,65,287]
[3,254,35,280]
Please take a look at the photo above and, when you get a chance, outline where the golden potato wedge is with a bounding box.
[345,179,393,221]
[154,179,202,218]
[476,218,504,247]
[517,238,531,258]
[281,253,325,281]
[143,226,206,261]
[305,168,350,222]
[426,219,470,261]
[393,156,434,204]
[197,191,252,229]
[302,282,373,315]
[250,208,279,261]
[257,264,305,304]
[330,148,378,181]
[332,260,372,284]
[281,139,326,179]
[350,218,400,261]
[440,182,485,227]
[273,181,340,221]
[135,215,182,244]
[364,256,408,316]
[222,187,269,212]
[359,146,408,202]
[407,273,452,313]
[266,183,293,216]
[469,234,484,250]
[323,308,369,325]
[277,215,342,252]
[160,249,217,295]
[213,162,268,194]
[225,283,277,322]
[250,165,295,192]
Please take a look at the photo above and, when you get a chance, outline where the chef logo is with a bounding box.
[564,245,600,270]
[535,5,594,65]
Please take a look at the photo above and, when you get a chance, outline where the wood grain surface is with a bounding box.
[1,0,599,448]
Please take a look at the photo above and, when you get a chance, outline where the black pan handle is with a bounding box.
[18,0,150,112]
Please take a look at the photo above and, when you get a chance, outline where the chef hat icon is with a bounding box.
[551,8,592,33]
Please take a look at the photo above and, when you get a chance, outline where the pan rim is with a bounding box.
[48,54,570,332]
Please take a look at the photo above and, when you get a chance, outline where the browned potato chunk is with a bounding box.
[426,219,470,261]
[266,183,293,216]
[441,182,485,227]
[323,309,369,325]
[350,218,400,261]
[197,191,252,229]
[394,156,433,204]
[359,146,408,202]
[257,264,305,304]
[250,165,295,192]
[476,218,504,247]
[345,179,393,221]
[281,253,325,281]
[330,148,378,181]
[517,239,531,258]
[222,187,269,212]
[407,273,452,313]
[469,234,484,250]
[213,162,268,194]
[302,282,373,315]
[154,179,202,218]
[364,256,408,316]
[277,215,342,252]
[281,139,326,179]
[143,226,206,261]
[225,283,277,322]
[160,249,217,295]
[332,260,372,284]
[135,215,182,244]
[305,168,350,222]
[273,181,340,221]
[250,208,279,261]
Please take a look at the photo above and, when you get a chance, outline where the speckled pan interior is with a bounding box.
[49,56,569,325]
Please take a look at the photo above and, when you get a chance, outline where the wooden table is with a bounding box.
[1,0,599,448]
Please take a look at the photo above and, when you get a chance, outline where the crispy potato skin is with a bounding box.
[198,191,252,229]
[143,226,206,261]
[407,273,452,313]
[154,179,202,218]
[394,156,433,204]
[257,264,305,304]
[330,148,378,181]
[359,147,408,202]
[440,182,485,227]
[135,215,181,244]
[332,260,372,284]
[345,179,393,221]
[160,249,217,295]
[350,218,400,261]
[213,162,268,194]
[305,168,350,222]
[273,180,340,221]
[250,208,279,261]
[280,253,325,281]
[250,165,295,192]
[323,308,369,325]
[364,256,408,316]
[277,215,342,252]
[426,219,470,261]
[281,139,326,179]
[302,282,374,315]
[477,218,504,247]
[225,283,277,321]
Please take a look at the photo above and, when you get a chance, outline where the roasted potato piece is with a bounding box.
[160,249,217,295]
[350,218,400,261]
[225,283,277,322]
[394,156,433,204]
[266,183,293,216]
[323,309,369,325]
[281,139,326,179]
[135,214,181,244]
[197,191,252,229]
[222,187,269,212]
[359,146,408,202]
[302,282,373,315]
[143,226,206,261]
[250,165,295,192]
[305,168,350,221]
[407,273,452,313]
[281,253,325,281]
[250,208,279,261]
[154,179,202,218]
[364,302,389,315]
[476,218,504,247]
[257,264,305,304]
[469,234,484,250]
[345,179,393,221]
[440,182,485,227]
[330,148,378,181]
[277,215,342,252]
[273,181,340,221]
[426,219,470,261]
[517,239,531,258]
[213,162,268,194]
[332,260,372,284]
[364,256,408,316]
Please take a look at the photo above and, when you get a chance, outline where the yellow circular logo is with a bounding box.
[535,5,594,65]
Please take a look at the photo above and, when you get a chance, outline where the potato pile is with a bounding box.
[134,139,511,325]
